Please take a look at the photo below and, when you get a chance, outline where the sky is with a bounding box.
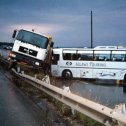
[0,0,126,47]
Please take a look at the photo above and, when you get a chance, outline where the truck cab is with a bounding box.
[9,29,53,67]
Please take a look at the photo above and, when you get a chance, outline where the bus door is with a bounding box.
[51,54,60,76]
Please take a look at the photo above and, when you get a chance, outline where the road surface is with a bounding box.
[0,66,67,126]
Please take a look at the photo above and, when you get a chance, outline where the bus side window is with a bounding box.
[122,57,125,61]
[63,53,77,60]
[112,54,125,61]
[72,54,77,60]
[63,53,71,60]
[94,54,110,61]
[112,57,116,61]
[80,54,93,61]
[94,54,100,61]
[52,54,59,65]
[77,54,81,60]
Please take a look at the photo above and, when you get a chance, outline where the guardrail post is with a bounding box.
[21,71,24,74]
[42,75,50,84]
[63,86,70,92]
[114,103,126,114]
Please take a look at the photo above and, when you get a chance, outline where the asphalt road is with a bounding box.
[0,67,68,126]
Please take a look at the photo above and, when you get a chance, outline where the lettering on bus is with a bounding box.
[76,62,106,67]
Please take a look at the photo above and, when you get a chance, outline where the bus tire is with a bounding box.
[123,74,126,93]
[62,69,73,78]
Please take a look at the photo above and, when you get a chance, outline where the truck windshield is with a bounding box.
[16,30,49,49]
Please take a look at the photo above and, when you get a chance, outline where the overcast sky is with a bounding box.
[0,0,126,47]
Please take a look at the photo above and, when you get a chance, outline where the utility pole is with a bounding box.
[91,11,93,48]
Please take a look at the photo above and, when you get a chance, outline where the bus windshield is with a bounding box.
[16,30,49,49]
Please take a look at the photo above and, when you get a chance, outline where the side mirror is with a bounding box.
[12,30,17,38]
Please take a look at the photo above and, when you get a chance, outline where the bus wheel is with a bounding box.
[123,74,126,93]
[62,69,73,78]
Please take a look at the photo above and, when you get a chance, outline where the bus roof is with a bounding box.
[53,46,126,51]
[94,46,126,49]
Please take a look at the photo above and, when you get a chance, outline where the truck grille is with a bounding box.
[19,46,38,57]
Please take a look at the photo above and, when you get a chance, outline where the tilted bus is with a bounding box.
[51,46,126,83]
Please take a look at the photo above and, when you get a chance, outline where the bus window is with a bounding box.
[94,51,110,61]
[94,54,110,61]
[112,54,125,61]
[63,53,77,60]
[78,53,93,60]
[52,54,59,65]
[112,51,126,61]
[77,51,93,61]
[63,53,71,60]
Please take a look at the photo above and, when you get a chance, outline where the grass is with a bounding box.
[15,63,46,79]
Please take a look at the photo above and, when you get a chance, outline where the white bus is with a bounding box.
[51,46,126,82]
[9,29,53,67]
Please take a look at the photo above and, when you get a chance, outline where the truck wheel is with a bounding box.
[123,74,126,93]
[62,69,73,78]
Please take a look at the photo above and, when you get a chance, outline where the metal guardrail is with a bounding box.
[12,68,126,126]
